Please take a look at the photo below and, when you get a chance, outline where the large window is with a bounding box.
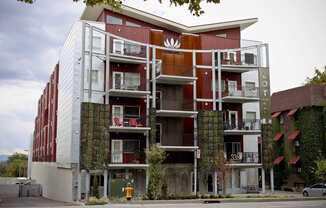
[124,73,140,90]
[246,111,256,121]
[106,15,122,25]
[124,106,140,118]
[126,21,140,27]
[123,140,140,153]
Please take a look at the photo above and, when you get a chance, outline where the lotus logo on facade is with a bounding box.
[164,38,181,49]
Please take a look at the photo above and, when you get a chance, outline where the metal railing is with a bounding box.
[110,115,147,127]
[226,152,260,163]
[110,38,146,58]
[157,99,195,111]
[224,119,261,130]
[110,151,146,164]
[110,82,146,91]
[223,86,259,98]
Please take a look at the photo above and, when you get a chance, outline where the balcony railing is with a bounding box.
[224,119,261,131]
[110,38,146,59]
[157,99,195,112]
[223,87,259,98]
[226,152,260,163]
[110,116,147,128]
[156,62,193,77]
[110,82,146,92]
[110,151,146,164]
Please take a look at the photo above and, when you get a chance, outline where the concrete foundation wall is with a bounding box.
[31,162,73,202]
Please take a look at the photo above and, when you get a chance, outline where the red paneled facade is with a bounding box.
[33,64,59,162]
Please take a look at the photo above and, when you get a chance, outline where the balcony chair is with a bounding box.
[128,118,143,127]
[113,117,123,126]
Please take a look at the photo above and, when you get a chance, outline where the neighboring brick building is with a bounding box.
[30,4,272,202]
[271,84,326,191]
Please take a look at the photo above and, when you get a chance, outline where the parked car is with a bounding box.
[302,183,326,197]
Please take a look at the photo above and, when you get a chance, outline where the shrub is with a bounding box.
[86,197,109,205]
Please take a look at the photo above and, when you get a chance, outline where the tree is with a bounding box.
[17,0,221,16]
[314,160,326,183]
[0,153,28,177]
[305,66,326,85]
[146,145,166,200]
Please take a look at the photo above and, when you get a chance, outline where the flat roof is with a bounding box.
[80,4,258,33]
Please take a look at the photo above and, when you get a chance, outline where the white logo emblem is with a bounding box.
[164,38,181,49]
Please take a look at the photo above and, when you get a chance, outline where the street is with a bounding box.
[105,200,326,208]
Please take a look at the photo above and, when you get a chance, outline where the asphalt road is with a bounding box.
[107,200,326,208]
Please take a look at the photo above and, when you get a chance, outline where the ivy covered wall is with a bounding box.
[197,111,224,172]
[297,106,326,185]
[80,102,110,170]
[272,106,326,188]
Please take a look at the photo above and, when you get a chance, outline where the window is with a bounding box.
[246,111,256,121]
[113,39,124,54]
[112,72,123,89]
[124,43,142,55]
[124,73,140,90]
[311,184,323,189]
[126,21,140,27]
[123,140,140,153]
[245,82,256,91]
[156,123,162,144]
[124,106,140,118]
[215,80,226,92]
[106,15,122,25]
[92,36,101,51]
[244,53,255,65]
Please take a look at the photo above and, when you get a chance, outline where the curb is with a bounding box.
[108,197,326,204]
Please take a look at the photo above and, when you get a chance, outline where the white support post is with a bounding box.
[103,170,108,197]
[212,50,216,110]
[270,168,274,193]
[213,171,218,195]
[105,34,111,104]
[231,168,235,194]
[85,171,90,199]
[192,51,197,195]
[80,22,86,102]
[151,47,156,108]
[88,26,93,101]
[217,50,222,111]
[262,168,266,194]
[145,45,150,191]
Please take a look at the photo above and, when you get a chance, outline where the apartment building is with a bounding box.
[30,4,272,202]
[271,85,326,191]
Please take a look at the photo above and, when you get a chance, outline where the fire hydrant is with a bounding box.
[122,183,134,200]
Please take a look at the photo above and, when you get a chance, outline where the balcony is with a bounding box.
[220,43,265,73]
[159,133,197,151]
[155,62,197,85]
[224,119,261,135]
[156,99,197,117]
[109,38,147,64]
[108,72,150,98]
[225,152,261,167]
[109,115,150,133]
[222,86,259,103]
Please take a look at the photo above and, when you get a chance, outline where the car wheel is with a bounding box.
[303,191,309,197]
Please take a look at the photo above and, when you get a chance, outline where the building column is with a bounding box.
[261,168,266,194]
[213,171,218,195]
[85,171,90,199]
[103,170,108,198]
[231,168,236,194]
[270,168,274,193]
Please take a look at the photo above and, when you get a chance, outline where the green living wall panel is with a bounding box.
[197,110,224,171]
[80,102,110,170]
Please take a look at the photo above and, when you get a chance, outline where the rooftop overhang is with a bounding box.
[81,4,258,33]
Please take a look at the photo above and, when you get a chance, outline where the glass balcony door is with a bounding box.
[111,139,123,163]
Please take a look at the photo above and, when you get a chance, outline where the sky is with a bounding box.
[0,0,325,155]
